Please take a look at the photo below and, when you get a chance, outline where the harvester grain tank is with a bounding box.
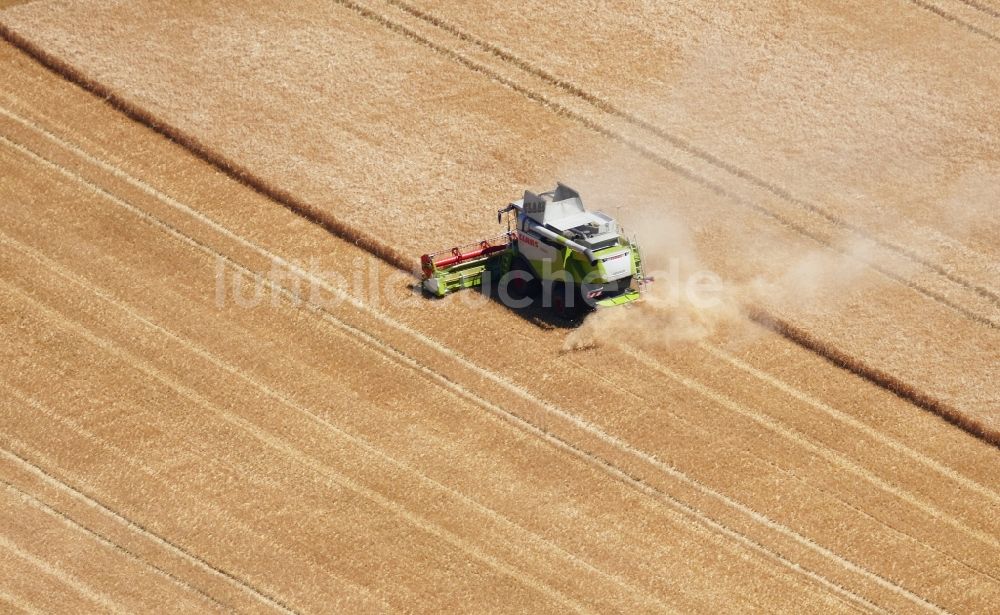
[420,184,651,317]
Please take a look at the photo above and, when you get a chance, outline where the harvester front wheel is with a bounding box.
[507,257,538,301]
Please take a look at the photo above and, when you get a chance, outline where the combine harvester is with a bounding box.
[420,184,651,318]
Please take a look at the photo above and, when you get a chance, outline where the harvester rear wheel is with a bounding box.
[551,281,576,320]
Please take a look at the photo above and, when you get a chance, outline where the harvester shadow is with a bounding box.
[411,281,587,330]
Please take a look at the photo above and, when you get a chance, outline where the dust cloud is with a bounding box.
[563,208,741,352]
[744,235,877,312]
[564,226,879,352]
[559,180,884,354]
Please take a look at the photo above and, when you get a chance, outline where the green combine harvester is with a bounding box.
[420,184,651,317]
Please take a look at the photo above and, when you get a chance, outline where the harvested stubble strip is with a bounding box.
[0,0,996,439]
[747,305,1000,448]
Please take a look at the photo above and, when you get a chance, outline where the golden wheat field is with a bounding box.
[0,0,998,612]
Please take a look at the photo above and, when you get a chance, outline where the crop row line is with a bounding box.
[905,0,1000,43]
[383,0,1000,308]
[0,474,230,613]
[0,110,935,613]
[0,229,675,613]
